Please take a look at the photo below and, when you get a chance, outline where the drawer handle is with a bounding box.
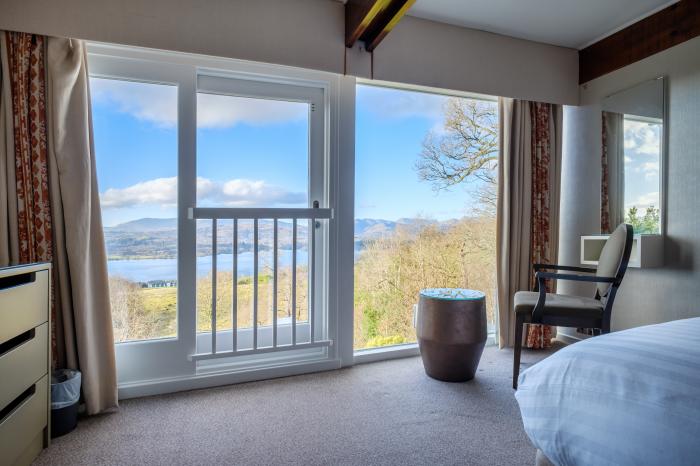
[0,271,36,291]
[0,328,35,357]
[0,382,36,423]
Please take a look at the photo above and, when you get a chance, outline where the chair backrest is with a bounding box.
[596,223,634,297]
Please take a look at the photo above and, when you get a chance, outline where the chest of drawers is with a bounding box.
[0,263,51,466]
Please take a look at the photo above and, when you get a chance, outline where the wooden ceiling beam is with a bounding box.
[345,0,416,52]
[579,0,700,84]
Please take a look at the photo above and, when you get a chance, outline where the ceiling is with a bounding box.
[407,0,678,49]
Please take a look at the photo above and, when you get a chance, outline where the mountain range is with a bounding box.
[104,217,459,260]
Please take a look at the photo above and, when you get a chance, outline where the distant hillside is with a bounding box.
[105,216,464,260]
[354,219,397,239]
[107,218,177,232]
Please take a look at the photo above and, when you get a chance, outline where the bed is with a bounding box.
[515,317,700,466]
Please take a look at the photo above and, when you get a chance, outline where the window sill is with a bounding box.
[353,343,420,365]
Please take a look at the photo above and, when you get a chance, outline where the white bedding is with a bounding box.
[515,317,700,466]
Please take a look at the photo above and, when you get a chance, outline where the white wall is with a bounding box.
[559,36,700,335]
[0,0,579,104]
[374,15,578,106]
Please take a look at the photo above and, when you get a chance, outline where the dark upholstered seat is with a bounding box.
[514,291,604,319]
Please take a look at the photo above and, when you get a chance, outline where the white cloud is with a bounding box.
[197,93,306,128]
[626,191,659,210]
[101,177,178,208]
[91,77,178,127]
[624,120,661,156]
[356,84,447,120]
[641,161,659,179]
[101,176,305,209]
[90,77,307,129]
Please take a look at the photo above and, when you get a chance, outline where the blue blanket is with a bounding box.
[515,317,700,466]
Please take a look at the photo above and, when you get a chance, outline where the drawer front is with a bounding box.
[0,375,48,466]
[0,270,49,344]
[0,323,49,410]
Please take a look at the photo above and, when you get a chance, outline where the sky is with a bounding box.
[354,85,489,220]
[91,77,662,228]
[91,78,488,227]
[622,118,661,212]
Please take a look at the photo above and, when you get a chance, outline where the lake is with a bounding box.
[108,250,308,283]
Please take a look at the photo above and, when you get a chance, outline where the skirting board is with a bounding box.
[118,358,341,399]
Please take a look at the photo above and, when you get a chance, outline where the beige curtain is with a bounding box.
[0,33,19,265]
[497,99,532,348]
[497,98,562,349]
[601,111,625,233]
[45,37,118,414]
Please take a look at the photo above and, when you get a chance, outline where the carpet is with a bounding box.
[34,342,563,466]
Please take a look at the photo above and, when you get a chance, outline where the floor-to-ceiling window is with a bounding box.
[354,84,499,351]
[92,77,179,343]
[89,46,340,393]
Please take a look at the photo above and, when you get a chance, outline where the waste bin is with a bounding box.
[51,369,81,438]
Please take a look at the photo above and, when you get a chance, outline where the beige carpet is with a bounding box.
[35,342,563,466]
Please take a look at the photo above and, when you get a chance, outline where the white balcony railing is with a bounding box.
[187,207,333,361]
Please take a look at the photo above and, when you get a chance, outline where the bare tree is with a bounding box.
[415,98,498,213]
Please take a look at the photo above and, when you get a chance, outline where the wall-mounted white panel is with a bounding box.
[581,234,664,268]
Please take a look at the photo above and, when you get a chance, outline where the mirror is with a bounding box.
[601,77,664,234]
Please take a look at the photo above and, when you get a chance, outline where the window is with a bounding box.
[89,47,335,389]
[623,116,662,234]
[194,84,316,348]
[354,84,498,351]
[92,77,179,343]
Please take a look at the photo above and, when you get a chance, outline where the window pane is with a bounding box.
[354,85,498,351]
[195,92,310,347]
[624,117,661,234]
[91,77,178,343]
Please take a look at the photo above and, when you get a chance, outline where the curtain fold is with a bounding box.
[601,111,625,233]
[1,30,117,414]
[497,99,532,348]
[0,33,20,266]
[497,98,562,349]
[46,37,118,414]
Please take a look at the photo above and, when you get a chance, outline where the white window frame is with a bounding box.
[88,43,356,398]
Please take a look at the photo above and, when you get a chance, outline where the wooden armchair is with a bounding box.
[513,223,634,389]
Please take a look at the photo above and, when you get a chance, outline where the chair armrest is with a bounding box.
[533,263,598,274]
[531,272,617,322]
[531,265,599,291]
[536,271,616,283]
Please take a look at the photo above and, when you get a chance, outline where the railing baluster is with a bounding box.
[232,218,238,352]
[310,218,315,344]
[186,207,333,360]
[292,219,297,346]
[273,219,278,348]
[253,218,259,350]
[211,219,217,354]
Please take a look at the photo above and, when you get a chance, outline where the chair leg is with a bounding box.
[513,314,525,390]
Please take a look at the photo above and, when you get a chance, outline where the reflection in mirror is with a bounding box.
[601,77,664,234]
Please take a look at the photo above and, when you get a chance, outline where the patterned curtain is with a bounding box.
[525,102,557,349]
[601,112,611,233]
[4,31,57,361]
[601,111,625,234]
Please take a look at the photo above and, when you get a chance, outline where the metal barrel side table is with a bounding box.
[416,288,487,382]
